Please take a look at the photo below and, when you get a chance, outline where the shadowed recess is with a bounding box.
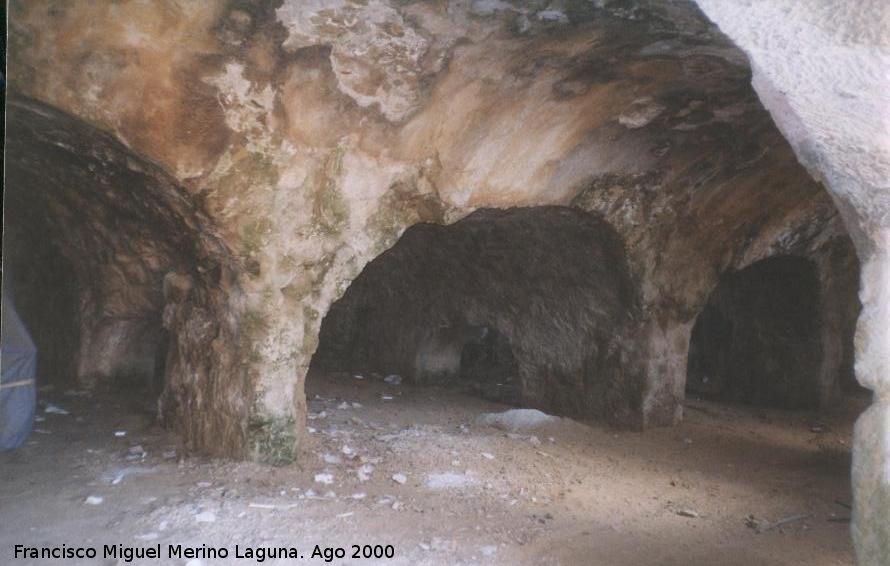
[686,256,823,408]
[2,96,248,457]
[312,206,647,426]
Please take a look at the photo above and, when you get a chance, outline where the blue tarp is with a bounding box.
[0,289,37,451]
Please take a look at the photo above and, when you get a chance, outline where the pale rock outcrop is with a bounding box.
[693,1,890,562]
[3,0,868,478]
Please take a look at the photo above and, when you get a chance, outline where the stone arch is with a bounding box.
[310,206,647,426]
[687,255,824,408]
[3,96,248,458]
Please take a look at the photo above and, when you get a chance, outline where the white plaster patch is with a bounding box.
[276,0,430,122]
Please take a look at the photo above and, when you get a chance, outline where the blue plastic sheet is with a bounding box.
[1,289,37,451]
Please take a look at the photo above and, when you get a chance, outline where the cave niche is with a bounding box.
[686,255,825,408]
[311,206,645,425]
[2,96,248,457]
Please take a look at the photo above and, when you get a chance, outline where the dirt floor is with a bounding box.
[0,372,862,565]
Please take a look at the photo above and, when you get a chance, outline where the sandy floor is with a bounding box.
[1,373,861,565]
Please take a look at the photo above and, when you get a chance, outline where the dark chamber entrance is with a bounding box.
[310,206,643,424]
[686,256,822,409]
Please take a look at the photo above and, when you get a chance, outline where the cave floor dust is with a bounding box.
[0,373,861,565]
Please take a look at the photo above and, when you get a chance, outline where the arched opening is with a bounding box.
[310,206,644,425]
[2,97,246,456]
[686,255,853,409]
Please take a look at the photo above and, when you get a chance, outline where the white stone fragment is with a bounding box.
[477,409,558,431]
[392,473,407,485]
[314,473,335,485]
[480,545,498,557]
[322,453,342,465]
[84,496,104,505]
[358,464,374,482]
[426,472,475,490]
[194,511,216,523]
[44,403,69,415]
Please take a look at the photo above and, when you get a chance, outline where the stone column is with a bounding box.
[639,317,694,428]
[852,230,890,564]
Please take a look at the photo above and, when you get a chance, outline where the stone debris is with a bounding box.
[314,473,335,485]
[104,466,156,485]
[392,473,407,485]
[248,502,299,510]
[426,472,475,490]
[480,545,498,557]
[113,430,127,437]
[478,409,558,431]
[84,495,104,505]
[675,508,700,518]
[322,453,342,465]
[430,537,455,552]
[481,452,495,460]
[44,403,69,415]
[194,511,216,523]
[358,464,374,482]
[384,374,402,386]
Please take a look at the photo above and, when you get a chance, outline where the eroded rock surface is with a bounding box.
[4,0,869,462]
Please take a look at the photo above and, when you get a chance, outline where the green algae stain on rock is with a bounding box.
[311,146,349,237]
[301,305,321,360]
[241,217,273,258]
[248,409,297,466]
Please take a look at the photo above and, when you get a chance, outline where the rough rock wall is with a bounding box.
[3,98,248,458]
[6,0,861,461]
[314,207,644,425]
[689,3,888,560]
